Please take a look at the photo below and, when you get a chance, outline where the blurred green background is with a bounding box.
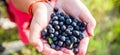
[0,0,120,55]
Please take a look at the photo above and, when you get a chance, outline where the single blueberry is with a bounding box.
[66,18,72,25]
[67,25,74,31]
[50,43,56,49]
[59,22,64,26]
[64,15,70,19]
[51,13,56,18]
[62,32,68,36]
[58,41,63,46]
[60,36,66,41]
[53,20,59,26]
[81,21,87,27]
[79,27,86,32]
[55,25,60,30]
[72,22,77,27]
[59,16,65,21]
[52,16,58,21]
[73,48,79,54]
[65,29,72,35]
[65,39,71,45]
[61,25,66,31]
[42,29,47,36]
[49,28,55,33]
[47,24,52,29]
[54,7,58,12]
[75,25,80,30]
[70,36,77,43]
[49,34,54,38]
[55,45,61,51]
[73,30,80,36]
[79,32,85,39]
[60,12,64,16]
[73,43,78,48]
[52,37,57,41]
[54,31,59,36]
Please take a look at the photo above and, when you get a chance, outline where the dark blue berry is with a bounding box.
[75,26,80,30]
[61,25,66,31]
[49,28,55,33]
[51,13,56,18]
[65,39,71,45]
[53,21,59,26]
[79,32,84,39]
[52,37,57,41]
[65,29,72,35]
[73,18,78,23]
[81,22,87,27]
[49,34,54,38]
[72,22,77,27]
[73,30,80,36]
[67,25,74,31]
[55,25,60,30]
[73,43,78,48]
[42,29,47,36]
[60,12,64,16]
[54,7,58,12]
[58,41,63,46]
[65,15,70,19]
[62,32,67,36]
[51,43,56,49]
[55,46,61,51]
[47,24,52,29]
[59,22,64,26]
[54,31,59,36]
[66,18,72,25]
[70,36,77,43]
[60,36,66,41]
[59,16,65,21]
[52,16,58,21]
[73,48,79,54]
[79,27,86,32]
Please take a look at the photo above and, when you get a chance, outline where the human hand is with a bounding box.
[30,2,74,55]
[52,0,96,55]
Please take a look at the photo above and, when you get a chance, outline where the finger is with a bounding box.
[77,1,96,36]
[61,48,74,55]
[77,31,89,55]
[30,3,49,52]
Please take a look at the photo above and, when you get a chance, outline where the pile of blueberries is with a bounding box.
[41,7,87,54]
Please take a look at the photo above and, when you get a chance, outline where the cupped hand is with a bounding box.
[30,2,74,55]
[53,0,96,55]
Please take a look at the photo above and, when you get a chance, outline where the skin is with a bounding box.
[11,0,96,55]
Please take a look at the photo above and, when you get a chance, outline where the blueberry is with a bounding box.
[73,48,79,54]
[67,25,73,31]
[73,18,78,23]
[73,30,79,36]
[49,28,55,33]
[70,36,77,43]
[79,32,85,39]
[54,31,59,36]
[52,16,58,21]
[54,7,58,12]
[72,22,77,27]
[62,32,68,36]
[66,18,72,25]
[64,15,70,19]
[77,38,80,43]
[58,41,63,46]
[60,12,64,16]
[51,43,56,49]
[42,29,47,36]
[75,26,80,30]
[60,36,66,41]
[47,24,53,29]
[65,39,71,45]
[81,21,87,27]
[73,43,78,48]
[65,29,72,35]
[51,13,56,18]
[55,45,61,51]
[53,20,59,26]
[59,22,64,26]
[52,37,57,41]
[55,25,60,30]
[61,25,66,31]
[79,27,86,32]
[59,16,65,21]
[49,34,54,38]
